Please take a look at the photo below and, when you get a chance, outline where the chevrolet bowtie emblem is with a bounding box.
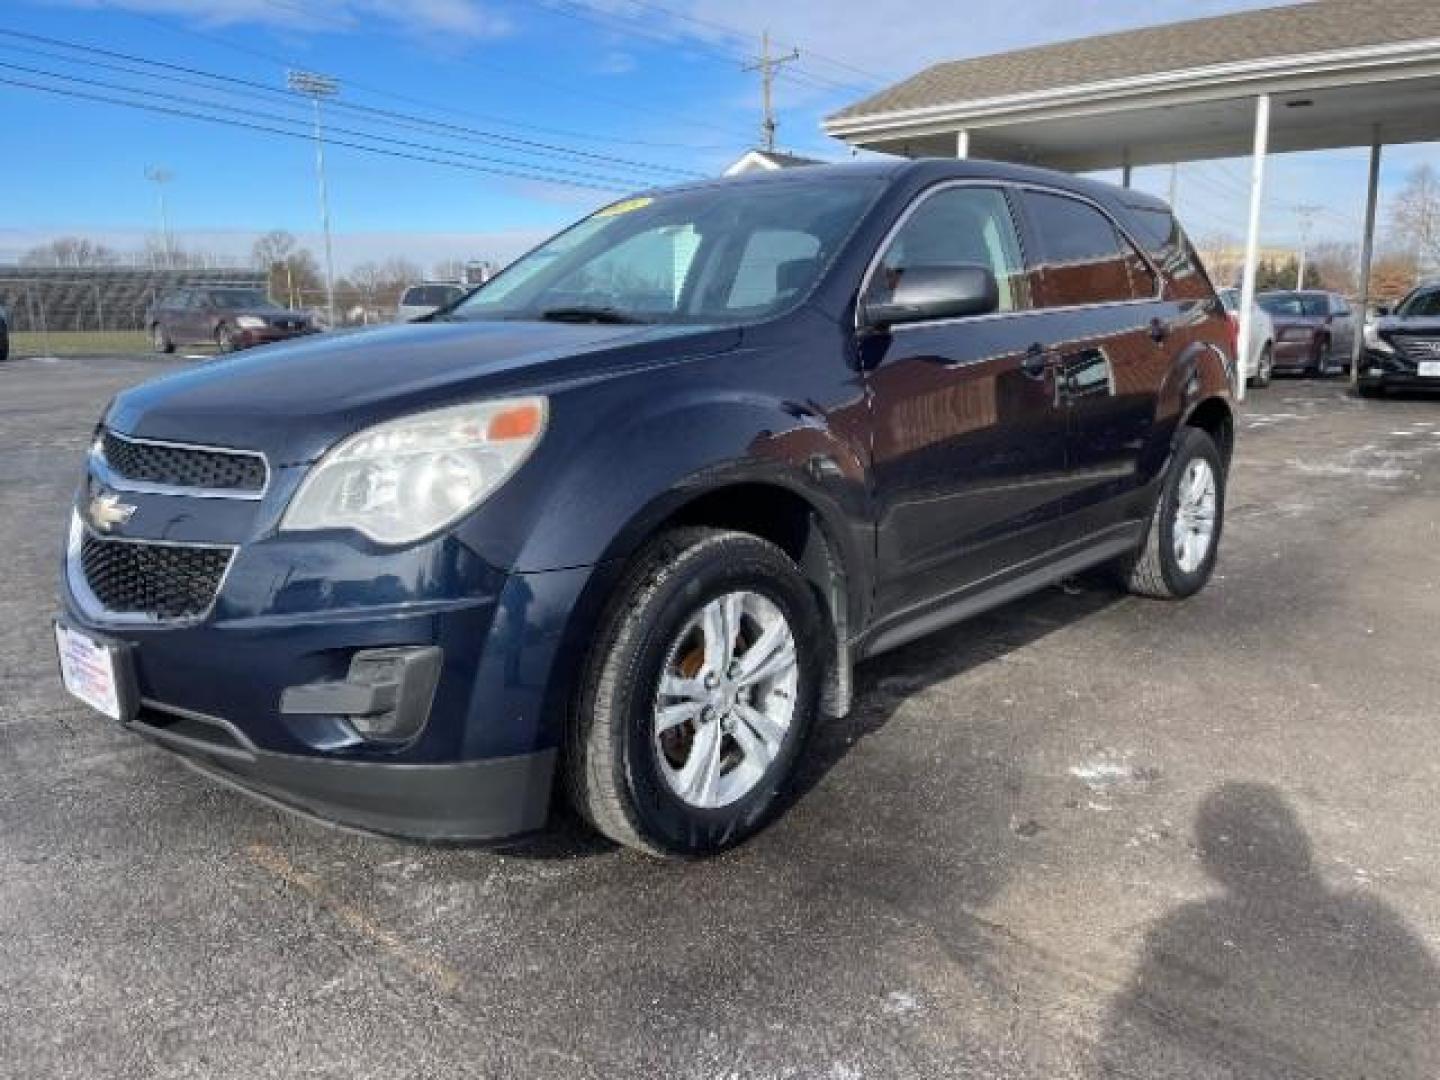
[88,491,137,532]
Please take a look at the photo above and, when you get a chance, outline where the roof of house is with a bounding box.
[828,0,1440,123]
[723,149,825,175]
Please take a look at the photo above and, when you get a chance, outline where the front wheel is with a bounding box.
[1119,428,1225,600]
[0,325,8,363]
[1310,339,1333,377]
[151,323,174,354]
[215,324,238,354]
[566,527,824,859]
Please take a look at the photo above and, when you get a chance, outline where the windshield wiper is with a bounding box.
[537,305,646,324]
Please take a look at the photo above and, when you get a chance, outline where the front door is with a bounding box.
[861,184,1070,624]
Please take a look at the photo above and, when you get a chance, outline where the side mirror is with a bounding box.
[862,264,999,329]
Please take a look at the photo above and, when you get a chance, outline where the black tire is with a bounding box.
[1119,428,1226,600]
[151,322,174,354]
[0,325,8,364]
[1250,344,1272,388]
[566,527,824,859]
[1357,382,1384,399]
[215,324,237,354]
[1309,338,1332,377]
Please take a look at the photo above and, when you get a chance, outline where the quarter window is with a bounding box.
[1023,191,1151,307]
[865,186,1030,314]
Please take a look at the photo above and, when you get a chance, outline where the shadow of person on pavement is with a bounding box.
[1095,782,1440,1079]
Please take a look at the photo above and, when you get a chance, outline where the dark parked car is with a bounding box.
[56,161,1234,859]
[1359,283,1440,396]
[147,288,316,353]
[1256,289,1357,376]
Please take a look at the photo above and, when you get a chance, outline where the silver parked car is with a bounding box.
[1217,287,1275,388]
[397,282,468,323]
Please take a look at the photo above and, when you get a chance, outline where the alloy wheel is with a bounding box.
[652,591,798,809]
[1173,458,1217,573]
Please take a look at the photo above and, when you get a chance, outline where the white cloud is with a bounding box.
[594,50,637,76]
[44,0,510,41]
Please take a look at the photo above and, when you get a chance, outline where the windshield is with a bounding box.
[1257,292,1328,318]
[1395,288,1440,319]
[209,289,277,309]
[1217,289,1239,312]
[450,178,883,325]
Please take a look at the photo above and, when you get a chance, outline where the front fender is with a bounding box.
[510,389,870,577]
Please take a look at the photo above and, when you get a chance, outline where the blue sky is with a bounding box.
[2,0,1435,272]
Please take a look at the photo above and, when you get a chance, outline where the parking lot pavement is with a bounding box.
[3,355,1438,1079]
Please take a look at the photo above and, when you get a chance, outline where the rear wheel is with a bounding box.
[1250,344,1273,388]
[1119,428,1225,600]
[151,322,174,354]
[566,527,823,859]
[1309,339,1332,377]
[1357,382,1384,399]
[215,324,238,354]
[0,324,8,363]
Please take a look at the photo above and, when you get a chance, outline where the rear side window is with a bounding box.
[865,186,1031,314]
[1023,191,1149,307]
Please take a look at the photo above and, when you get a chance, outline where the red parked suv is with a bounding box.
[148,287,316,354]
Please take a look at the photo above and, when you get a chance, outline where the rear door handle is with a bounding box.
[1149,317,1170,344]
[1023,343,1054,377]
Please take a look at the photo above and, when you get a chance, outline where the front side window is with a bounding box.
[1258,292,1329,318]
[1024,191,1145,307]
[864,186,1030,315]
[451,179,883,325]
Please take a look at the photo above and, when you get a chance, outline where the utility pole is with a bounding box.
[287,69,339,329]
[743,31,798,152]
[1293,203,1322,289]
[1168,163,1180,211]
[144,166,174,268]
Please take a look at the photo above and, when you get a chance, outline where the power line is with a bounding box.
[97,3,742,151]
[0,72,632,193]
[0,29,702,182]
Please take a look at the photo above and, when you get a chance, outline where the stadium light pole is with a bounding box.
[287,69,339,328]
[144,166,174,268]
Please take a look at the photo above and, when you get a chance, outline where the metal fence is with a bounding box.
[0,267,268,334]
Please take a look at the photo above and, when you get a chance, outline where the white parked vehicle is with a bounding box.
[397,282,469,323]
[1217,287,1275,388]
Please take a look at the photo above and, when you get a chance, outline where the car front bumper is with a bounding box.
[1358,350,1440,392]
[59,542,603,841]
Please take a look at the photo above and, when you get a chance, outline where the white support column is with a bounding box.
[1235,93,1271,405]
[1353,130,1383,384]
[956,129,970,159]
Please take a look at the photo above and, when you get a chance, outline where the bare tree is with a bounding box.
[1306,240,1358,295]
[252,230,298,271]
[1388,164,1440,273]
[21,236,119,268]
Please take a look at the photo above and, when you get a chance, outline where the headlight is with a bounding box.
[1363,324,1394,354]
[235,316,268,330]
[281,397,547,545]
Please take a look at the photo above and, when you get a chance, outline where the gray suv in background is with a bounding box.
[147,288,316,354]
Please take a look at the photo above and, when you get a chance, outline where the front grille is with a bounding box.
[79,532,233,620]
[101,431,267,493]
[1388,335,1440,366]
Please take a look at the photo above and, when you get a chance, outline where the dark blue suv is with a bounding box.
[56,160,1234,858]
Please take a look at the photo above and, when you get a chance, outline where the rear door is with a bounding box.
[861,182,1071,623]
[1015,187,1169,539]
[1328,293,1356,357]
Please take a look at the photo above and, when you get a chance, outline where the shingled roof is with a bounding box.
[828,0,1440,123]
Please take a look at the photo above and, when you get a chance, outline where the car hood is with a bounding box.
[107,319,742,464]
[1373,315,1440,334]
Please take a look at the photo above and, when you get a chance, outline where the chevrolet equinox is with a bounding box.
[56,161,1235,858]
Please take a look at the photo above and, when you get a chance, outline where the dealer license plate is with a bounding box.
[1418,361,1440,378]
[55,622,127,721]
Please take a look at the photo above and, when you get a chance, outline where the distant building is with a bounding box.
[724,149,823,176]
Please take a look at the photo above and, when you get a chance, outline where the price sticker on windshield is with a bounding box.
[596,197,653,218]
